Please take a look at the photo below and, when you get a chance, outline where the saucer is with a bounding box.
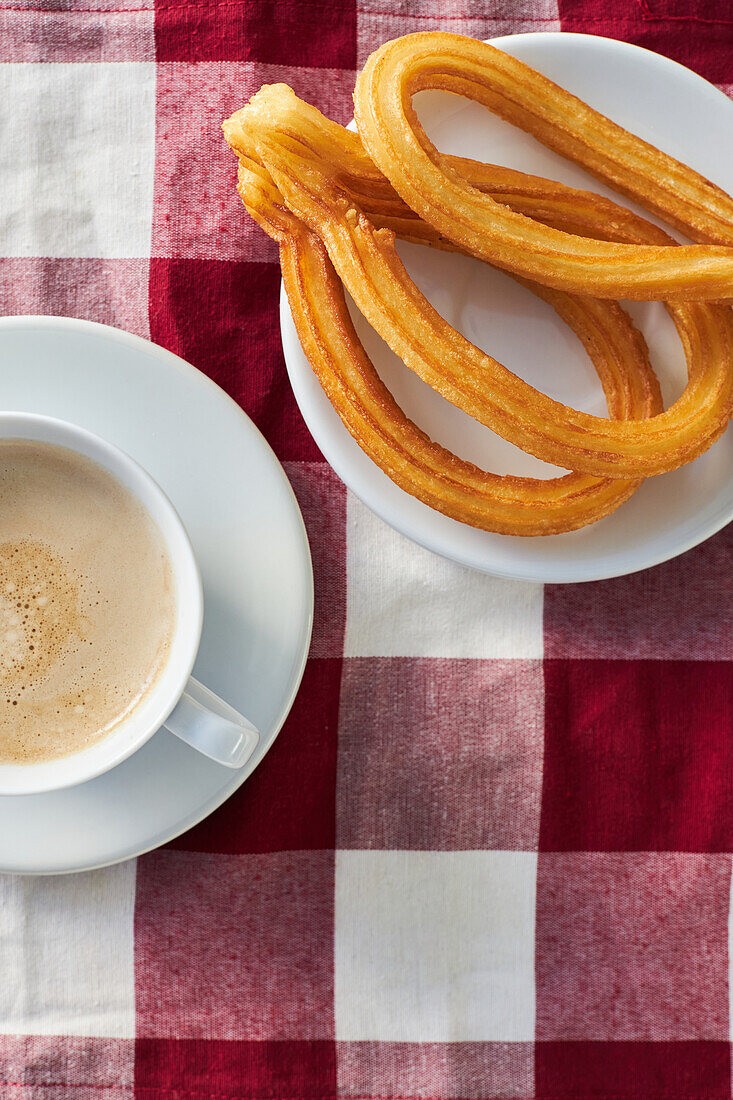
[280,32,733,583]
[0,316,313,874]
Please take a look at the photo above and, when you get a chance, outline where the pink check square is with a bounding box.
[135,850,335,1040]
[336,657,543,850]
[0,1036,134,1095]
[536,852,731,1041]
[0,8,154,63]
[337,1041,533,1098]
[153,61,356,262]
[356,0,560,66]
[544,525,733,659]
[0,259,150,340]
[286,463,347,659]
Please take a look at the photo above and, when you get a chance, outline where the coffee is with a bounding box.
[0,440,175,764]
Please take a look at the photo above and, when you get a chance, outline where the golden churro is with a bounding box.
[223,82,675,249]
[236,156,659,535]
[222,38,733,534]
[354,32,733,299]
[249,126,732,477]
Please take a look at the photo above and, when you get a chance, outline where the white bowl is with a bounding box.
[280,32,733,583]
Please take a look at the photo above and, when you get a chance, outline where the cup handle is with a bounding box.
[162,676,260,769]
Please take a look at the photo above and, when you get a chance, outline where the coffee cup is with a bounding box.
[0,411,260,796]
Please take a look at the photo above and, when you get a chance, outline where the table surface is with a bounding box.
[0,2,732,1099]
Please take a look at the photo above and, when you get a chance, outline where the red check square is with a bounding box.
[135,850,334,1040]
[166,658,342,854]
[155,0,356,68]
[136,1038,336,1098]
[540,659,733,851]
[641,0,732,15]
[536,1041,731,1098]
[337,658,543,850]
[149,258,321,461]
[558,0,732,82]
[536,852,730,1040]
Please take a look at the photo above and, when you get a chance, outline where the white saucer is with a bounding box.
[280,32,733,583]
[0,316,313,874]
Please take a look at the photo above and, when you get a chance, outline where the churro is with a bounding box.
[222,38,733,534]
[354,32,733,299]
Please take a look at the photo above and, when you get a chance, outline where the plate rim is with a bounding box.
[0,313,314,874]
[279,31,733,584]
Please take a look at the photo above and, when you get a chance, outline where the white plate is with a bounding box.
[280,32,733,583]
[0,316,313,874]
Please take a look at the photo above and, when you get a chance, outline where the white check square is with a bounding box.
[335,850,537,1041]
[0,63,156,257]
[0,863,136,1037]
[344,494,543,658]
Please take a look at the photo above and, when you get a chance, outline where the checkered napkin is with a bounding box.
[1,1,732,1098]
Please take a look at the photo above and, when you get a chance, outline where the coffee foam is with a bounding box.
[0,440,175,764]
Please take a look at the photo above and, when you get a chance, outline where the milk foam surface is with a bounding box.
[0,440,175,764]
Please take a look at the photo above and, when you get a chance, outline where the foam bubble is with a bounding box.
[0,540,80,689]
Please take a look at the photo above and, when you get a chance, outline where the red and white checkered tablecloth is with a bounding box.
[1,0,733,1097]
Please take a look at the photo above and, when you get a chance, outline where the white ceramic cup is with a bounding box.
[0,412,260,795]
